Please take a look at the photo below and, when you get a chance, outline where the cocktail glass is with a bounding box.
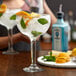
[17,14,51,72]
[0,9,21,54]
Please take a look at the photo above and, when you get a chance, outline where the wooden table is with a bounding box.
[0,41,76,76]
[40,41,76,50]
[0,51,76,76]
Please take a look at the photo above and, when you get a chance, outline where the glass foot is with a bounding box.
[2,50,19,55]
[23,64,44,72]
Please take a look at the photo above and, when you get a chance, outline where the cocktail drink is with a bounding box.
[0,4,21,54]
[16,11,51,72]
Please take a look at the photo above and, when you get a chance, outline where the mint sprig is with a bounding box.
[20,18,26,29]
[31,31,42,37]
[10,14,16,20]
[50,52,52,56]
[42,52,56,62]
[0,13,3,17]
[38,18,48,25]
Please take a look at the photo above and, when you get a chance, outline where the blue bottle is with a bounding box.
[52,4,68,52]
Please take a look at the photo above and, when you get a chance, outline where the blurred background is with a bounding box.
[46,0,76,18]
[43,0,76,42]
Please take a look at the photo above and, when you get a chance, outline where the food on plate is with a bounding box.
[42,52,56,62]
[48,50,72,58]
[49,51,62,58]
[56,53,70,63]
[56,57,67,63]
[67,51,72,57]
[57,53,70,62]
[43,51,71,63]
[71,48,76,56]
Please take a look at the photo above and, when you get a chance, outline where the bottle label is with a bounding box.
[53,27,61,51]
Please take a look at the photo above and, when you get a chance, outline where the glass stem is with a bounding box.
[8,29,13,51]
[31,40,36,65]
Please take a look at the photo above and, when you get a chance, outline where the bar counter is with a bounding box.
[0,41,76,76]
[40,41,76,50]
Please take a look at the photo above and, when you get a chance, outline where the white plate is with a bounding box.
[37,56,76,68]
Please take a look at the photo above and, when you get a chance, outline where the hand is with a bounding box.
[19,33,40,42]
[20,33,30,43]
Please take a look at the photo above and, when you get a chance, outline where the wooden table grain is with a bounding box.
[40,41,76,50]
[0,41,76,76]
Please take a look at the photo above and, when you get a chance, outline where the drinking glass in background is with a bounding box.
[0,9,21,54]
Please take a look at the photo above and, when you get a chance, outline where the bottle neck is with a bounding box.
[57,18,64,23]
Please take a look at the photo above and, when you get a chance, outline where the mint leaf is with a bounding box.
[42,55,56,62]
[20,18,26,29]
[42,51,56,62]
[31,31,42,37]
[10,14,16,20]
[50,52,52,56]
[0,13,3,17]
[38,18,48,25]
[52,56,56,62]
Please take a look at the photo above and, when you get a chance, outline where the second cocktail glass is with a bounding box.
[0,9,21,54]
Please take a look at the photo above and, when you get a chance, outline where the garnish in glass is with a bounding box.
[31,31,42,37]
[20,18,26,29]
[10,14,16,20]
[38,18,48,25]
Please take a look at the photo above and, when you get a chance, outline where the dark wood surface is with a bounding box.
[40,41,76,50]
[0,41,76,76]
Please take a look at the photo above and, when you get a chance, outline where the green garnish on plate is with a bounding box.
[20,18,26,29]
[31,31,42,37]
[0,13,3,17]
[10,14,16,20]
[38,18,48,25]
[42,52,56,62]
